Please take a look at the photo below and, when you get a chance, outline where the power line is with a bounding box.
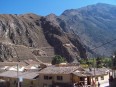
[91,38,116,51]
[88,38,116,85]
[91,38,116,83]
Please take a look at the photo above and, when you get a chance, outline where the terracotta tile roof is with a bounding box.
[85,68,110,76]
[76,68,110,77]
[19,71,39,79]
[73,71,93,77]
[39,65,80,74]
[0,70,39,80]
[73,68,110,77]
[0,71,20,78]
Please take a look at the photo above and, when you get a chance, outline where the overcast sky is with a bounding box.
[0,0,116,16]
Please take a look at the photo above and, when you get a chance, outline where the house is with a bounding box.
[0,62,111,87]
[0,70,39,87]
[85,68,110,86]
[39,64,111,87]
[72,70,92,86]
[0,61,46,87]
[38,64,92,87]
[39,65,80,87]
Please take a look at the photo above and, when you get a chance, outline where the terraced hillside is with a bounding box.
[0,14,86,63]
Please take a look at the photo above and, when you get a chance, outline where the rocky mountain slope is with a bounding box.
[47,3,116,57]
[0,14,86,63]
[1,3,115,62]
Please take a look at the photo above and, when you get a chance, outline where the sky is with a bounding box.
[0,0,116,16]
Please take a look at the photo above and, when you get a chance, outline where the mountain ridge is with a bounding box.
[0,3,115,63]
[47,3,116,57]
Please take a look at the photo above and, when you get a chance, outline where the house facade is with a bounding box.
[38,65,79,87]
[39,64,110,87]
[39,74,73,87]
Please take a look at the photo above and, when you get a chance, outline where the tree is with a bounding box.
[96,57,103,68]
[52,55,66,65]
[79,59,86,64]
[102,58,112,68]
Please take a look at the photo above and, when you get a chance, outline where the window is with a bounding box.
[49,76,52,80]
[57,76,63,80]
[44,76,52,80]
[44,76,48,80]
[101,76,104,80]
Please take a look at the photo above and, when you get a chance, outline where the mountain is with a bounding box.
[0,3,115,63]
[0,14,86,63]
[47,3,116,57]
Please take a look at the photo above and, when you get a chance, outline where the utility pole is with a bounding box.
[94,58,96,79]
[17,64,19,87]
[92,57,96,87]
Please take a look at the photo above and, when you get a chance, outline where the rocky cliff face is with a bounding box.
[40,17,86,62]
[0,14,87,62]
[47,3,116,57]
